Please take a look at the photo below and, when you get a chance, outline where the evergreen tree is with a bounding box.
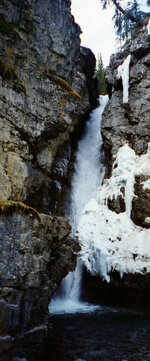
[95,54,107,95]
[100,0,150,39]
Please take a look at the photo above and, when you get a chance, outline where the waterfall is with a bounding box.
[50,95,108,314]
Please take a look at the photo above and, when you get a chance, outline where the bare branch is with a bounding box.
[111,0,137,22]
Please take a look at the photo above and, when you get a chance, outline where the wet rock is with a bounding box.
[102,30,150,167]
[131,175,150,228]
[89,21,150,307]
[0,201,80,360]
[11,358,28,361]
[107,193,126,214]
[80,46,99,106]
[81,267,150,309]
[0,0,96,359]
[102,29,150,227]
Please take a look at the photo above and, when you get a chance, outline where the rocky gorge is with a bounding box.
[78,21,150,309]
[0,0,150,359]
[0,0,97,359]
[0,0,98,214]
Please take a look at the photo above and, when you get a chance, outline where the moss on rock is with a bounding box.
[0,63,18,80]
[0,15,15,35]
[14,80,26,94]
[44,73,81,100]
[0,201,40,219]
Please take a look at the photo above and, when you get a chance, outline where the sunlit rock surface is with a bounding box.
[0,0,97,214]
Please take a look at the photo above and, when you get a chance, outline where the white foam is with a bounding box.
[49,298,100,315]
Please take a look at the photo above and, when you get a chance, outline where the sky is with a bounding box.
[71,0,149,67]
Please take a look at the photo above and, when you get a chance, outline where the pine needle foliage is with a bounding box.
[95,54,107,95]
[100,0,150,39]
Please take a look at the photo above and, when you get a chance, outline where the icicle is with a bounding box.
[78,143,150,282]
[117,55,131,104]
[147,19,150,35]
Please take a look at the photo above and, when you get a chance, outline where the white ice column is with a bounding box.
[117,54,131,104]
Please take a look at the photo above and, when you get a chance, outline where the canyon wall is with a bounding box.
[0,0,97,214]
[102,24,150,229]
[78,21,150,308]
[0,0,97,359]
[0,202,80,360]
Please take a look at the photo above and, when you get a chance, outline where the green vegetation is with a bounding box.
[16,54,27,61]
[44,73,81,100]
[0,62,26,94]
[0,3,34,34]
[25,18,35,32]
[0,15,15,35]
[100,0,150,39]
[0,63,18,80]
[23,0,32,10]
[14,80,26,94]
[95,54,107,95]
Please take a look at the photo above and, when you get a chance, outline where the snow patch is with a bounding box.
[117,55,131,103]
[78,143,150,282]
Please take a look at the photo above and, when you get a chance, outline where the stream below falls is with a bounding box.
[46,307,150,361]
[47,96,150,361]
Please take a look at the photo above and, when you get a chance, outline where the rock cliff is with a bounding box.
[102,23,150,229]
[0,0,97,359]
[78,21,150,308]
[0,201,80,360]
[0,0,97,214]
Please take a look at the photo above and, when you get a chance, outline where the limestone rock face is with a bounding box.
[0,0,96,358]
[76,20,150,310]
[0,0,97,213]
[102,28,150,227]
[79,46,99,106]
[89,23,150,307]
[0,202,80,360]
[103,49,150,159]
[131,175,150,228]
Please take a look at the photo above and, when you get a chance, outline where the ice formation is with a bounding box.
[78,143,150,282]
[117,55,131,103]
[141,179,150,191]
[147,19,150,35]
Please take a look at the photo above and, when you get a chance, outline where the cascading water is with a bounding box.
[50,95,108,314]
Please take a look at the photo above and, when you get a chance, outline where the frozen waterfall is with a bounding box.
[49,95,108,314]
